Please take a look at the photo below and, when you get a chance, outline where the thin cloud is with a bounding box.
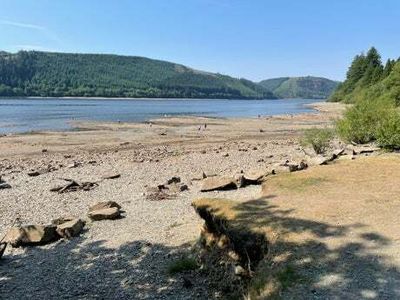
[0,20,46,31]
[1,19,63,46]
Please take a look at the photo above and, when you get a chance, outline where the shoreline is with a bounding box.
[0,96,325,101]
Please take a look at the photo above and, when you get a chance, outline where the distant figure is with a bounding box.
[198,126,201,131]
[204,123,207,129]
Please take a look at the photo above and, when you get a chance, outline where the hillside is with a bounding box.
[0,51,275,99]
[329,47,400,105]
[259,76,339,99]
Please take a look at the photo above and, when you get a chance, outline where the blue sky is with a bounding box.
[1,0,399,81]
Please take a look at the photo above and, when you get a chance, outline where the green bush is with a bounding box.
[167,257,198,274]
[301,128,335,154]
[375,109,400,149]
[336,99,400,149]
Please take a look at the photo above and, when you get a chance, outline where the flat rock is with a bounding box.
[56,219,85,238]
[243,170,271,184]
[4,225,58,247]
[352,145,380,155]
[200,176,237,192]
[89,201,122,212]
[102,173,121,180]
[88,207,121,221]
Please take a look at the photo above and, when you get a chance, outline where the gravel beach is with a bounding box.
[0,102,343,299]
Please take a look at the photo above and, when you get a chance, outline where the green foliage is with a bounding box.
[337,100,400,149]
[0,51,275,99]
[329,47,400,105]
[375,109,400,149]
[259,76,339,99]
[301,127,335,154]
[167,257,199,275]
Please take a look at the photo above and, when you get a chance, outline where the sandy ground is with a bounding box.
[0,101,350,299]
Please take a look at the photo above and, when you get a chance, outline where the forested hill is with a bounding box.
[0,51,275,99]
[259,76,339,99]
[329,47,400,105]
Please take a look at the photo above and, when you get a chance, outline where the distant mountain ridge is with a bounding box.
[259,76,340,99]
[0,51,275,99]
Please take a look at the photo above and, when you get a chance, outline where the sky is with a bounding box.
[1,0,400,82]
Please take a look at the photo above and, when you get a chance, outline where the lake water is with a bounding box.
[0,98,320,134]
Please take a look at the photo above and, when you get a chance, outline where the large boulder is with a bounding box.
[56,219,85,238]
[88,207,121,221]
[4,225,59,247]
[88,201,121,212]
[200,176,237,192]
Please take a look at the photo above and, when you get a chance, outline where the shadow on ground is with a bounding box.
[0,237,207,299]
[229,197,400,299]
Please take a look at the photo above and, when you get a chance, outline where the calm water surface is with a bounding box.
[0,98,321,134]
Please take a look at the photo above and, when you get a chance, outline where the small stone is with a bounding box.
[234,265,248,277]
[102,173,121,180]
[88,207,121,221]
[167,176,181,185]
[27,171,41,177]
[0,183,11,189]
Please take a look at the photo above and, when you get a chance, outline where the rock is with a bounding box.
[222,153,229,157]
[311,155,329,166]
[288,161,308,172]
[234,265,248,277]
[42,149,48,153]
[166,176,181,185]
[200,176,237,192]
[56,219,85,238]
[88,207,121,221]
[102,173,121,180]
[243,170,271,184]
[27,171,41,177]
[51,216,77,226]
[67,162,80,169]
[4,225,58,247]
[89,201,122,212]
[0,183,11,189]
[352,145,380,155]
[0,243,6,260]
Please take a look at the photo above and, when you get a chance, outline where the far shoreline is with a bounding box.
[0,96,326,101]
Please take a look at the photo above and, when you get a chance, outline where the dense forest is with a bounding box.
[259,76,339,99]
[328,47,400,149]
[0,51,275,99]
[329,47,400,105]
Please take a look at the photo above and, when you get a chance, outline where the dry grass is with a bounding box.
[194,155,400,299]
